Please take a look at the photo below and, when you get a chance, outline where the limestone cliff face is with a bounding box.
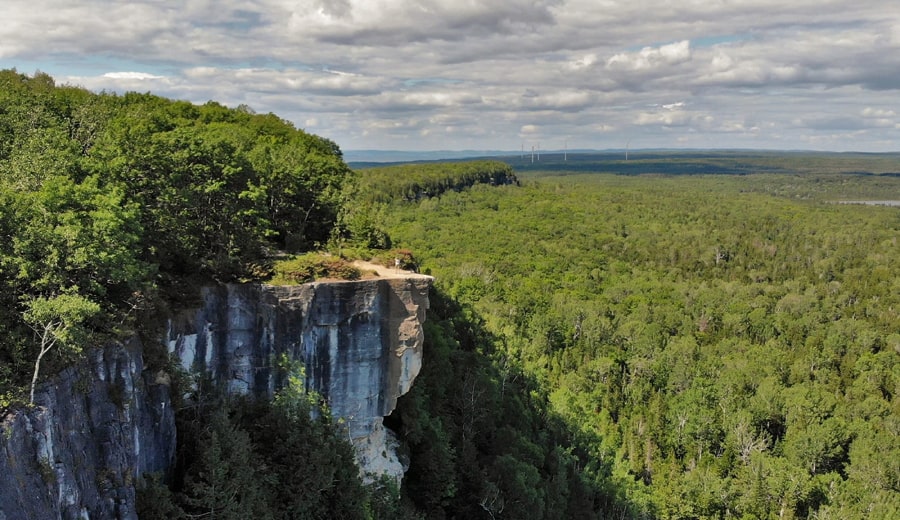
[0,341,176,520]
[0,275,431,519]
[167,276,431,479]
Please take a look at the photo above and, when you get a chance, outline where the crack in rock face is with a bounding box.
[0,275,431,519]
[0,340,177,520]
[166,277,432,482]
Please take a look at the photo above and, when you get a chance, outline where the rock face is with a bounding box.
[0,275,431,519]
[167,277,431,479]
[0,341,176,520]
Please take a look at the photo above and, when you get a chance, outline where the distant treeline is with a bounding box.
[355,160,518,203]
[496,150,900,179]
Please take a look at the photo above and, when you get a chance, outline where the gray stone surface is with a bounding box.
[0,276,431,518]
[0,340,175,520]
[166,278,430,479]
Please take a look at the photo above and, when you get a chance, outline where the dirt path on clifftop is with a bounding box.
[351,260,433,280]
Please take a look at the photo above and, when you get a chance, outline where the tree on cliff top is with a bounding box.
[23,294,100,404]
[0,69,354,404]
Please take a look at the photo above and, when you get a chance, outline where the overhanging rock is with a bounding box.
[166,275,432,482]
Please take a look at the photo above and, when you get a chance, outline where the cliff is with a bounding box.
[0,341,176,520]
[0,274,431,519]
[166,276,431,479]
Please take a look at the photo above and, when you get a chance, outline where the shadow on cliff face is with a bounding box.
[388,287,640,519]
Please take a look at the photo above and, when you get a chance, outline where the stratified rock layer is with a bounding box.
[167,278,430,478]
[0,341,175,520]
[0,275,431,519]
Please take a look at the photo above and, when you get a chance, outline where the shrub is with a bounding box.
[270,253,361,284]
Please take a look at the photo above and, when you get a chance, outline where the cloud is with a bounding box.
[862,107,896,118]
[606,41,692,71]
[292,0,562,49]
[1,0,899,151]
[568,54,597,70]
[101,71,163,80]
[635,106,712,128]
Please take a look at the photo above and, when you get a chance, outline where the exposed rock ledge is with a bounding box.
[167,276,432,481]
[0,341,175,520]
[0,274,432,519]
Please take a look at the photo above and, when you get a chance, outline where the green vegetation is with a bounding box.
[3,68,898,518]
[269,253,362,284]
[355,160,518,203]
[139,368,383,519]
[390,290,628,518]
[385,165,900,518]
[329,160,516,252]
[0,69,352,406]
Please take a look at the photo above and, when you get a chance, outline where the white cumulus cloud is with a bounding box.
[1,0,899,151]
[606,41,692,71]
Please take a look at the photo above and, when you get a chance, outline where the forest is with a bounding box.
[378,159,899,518]
[1,69,897,519]
[0,70,397,518]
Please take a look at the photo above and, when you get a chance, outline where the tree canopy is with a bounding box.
[384,166,900,519]
[0,69,353,406]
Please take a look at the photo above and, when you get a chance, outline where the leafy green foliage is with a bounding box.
[148,368,398,519]
[390,290,630,519]
[270,253,362,284]
[135,473,185,519]
[84,94,351,276]
[177,406,273,519]
[248,374,369,519]
[0,69,352,405]
[22,294,101,403]
[385,167,900,519]
[330,160,517,250]
[355,160,518,204]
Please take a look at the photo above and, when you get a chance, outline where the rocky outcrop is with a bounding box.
[0,274,431,518]
[167,276,431,480]
[0,341,175,520]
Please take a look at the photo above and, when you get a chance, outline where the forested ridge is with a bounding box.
[382,166,900,518]
[356,160,518,203]
[2,68,898,519]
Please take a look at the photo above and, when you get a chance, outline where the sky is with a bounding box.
[2,0,900,153]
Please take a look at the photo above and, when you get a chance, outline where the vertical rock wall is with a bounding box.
[167,277,431,479]
[0,341,176,520]
[0,275,431,519]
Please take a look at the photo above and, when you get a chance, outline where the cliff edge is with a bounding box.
[167,275,432,481]
[0,273,432,519]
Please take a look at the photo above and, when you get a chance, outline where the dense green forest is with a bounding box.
[378,162,900,518]
[355,160,518,203]
[3,69,898,518]
[0,69,353,407]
